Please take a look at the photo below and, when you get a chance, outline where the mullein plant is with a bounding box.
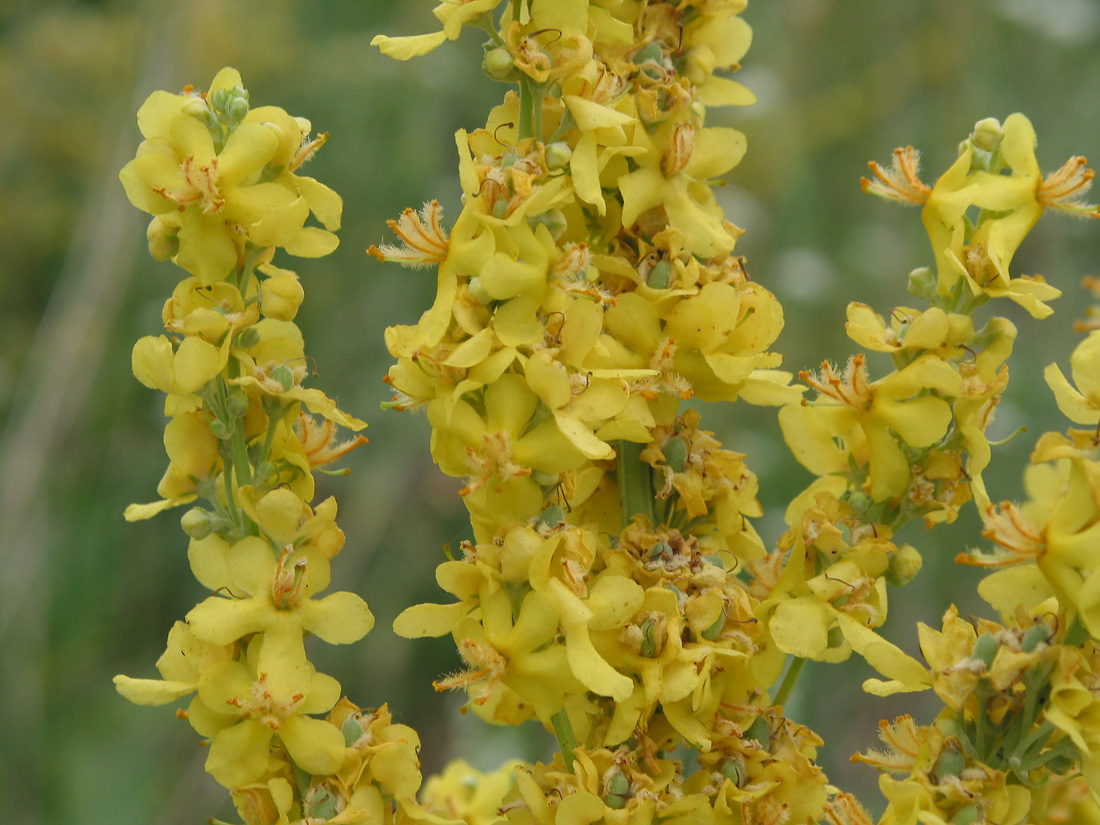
[112,4,1100,825]
[113,69,436,823]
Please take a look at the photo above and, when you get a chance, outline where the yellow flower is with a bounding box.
[618,118,745,258]
[186,489,373,665]
[791,353,962,501]
[124,411,220,520]
[197,650,345,788]
[371,0,505,61]
[1045,329,1100,425]
[120,68,339,284]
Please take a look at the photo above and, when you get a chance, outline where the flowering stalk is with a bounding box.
[369,3,1100,825]
[113,69,439,824]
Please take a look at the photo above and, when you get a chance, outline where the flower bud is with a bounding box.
[260,270,305,321]
[886,544,922,586]
[483,47,516,80]
[208,418,233,440]
[545,142,571,170]
[146,217,179,261]
[529,209,568,240]
[468,276,492,305]
[254,459,277,486]
[226,391,250,420]
[971,117,1003,153]
[680,44,716,87]
[181,507,215,539]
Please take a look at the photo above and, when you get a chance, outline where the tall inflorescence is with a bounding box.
[370,3,1100,825]
[113,69,433,824]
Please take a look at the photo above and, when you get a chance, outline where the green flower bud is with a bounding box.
[146,217,178,261]
[181,507,215,539]
[272,364,295,392]
[468,276,492,305]
[531,470,560,487]
[208,418,233,440]
[254,459,277,486]
[236,326,261,349]
[971,117,1003,153]
[827,625,844,648]
[546,142,572,170]
[483,47,516,81]
[907,266,937,300]
[529,209,567,240]
[226,391,250,420]
[886,544,923,586]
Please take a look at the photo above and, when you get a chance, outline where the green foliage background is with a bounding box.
[2,1,1099,823]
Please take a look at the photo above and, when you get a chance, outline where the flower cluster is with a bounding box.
[113,69,437,824]
[113,5,1100,825]
[370,2,1100,824]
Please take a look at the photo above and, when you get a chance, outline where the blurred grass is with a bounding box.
[2,1,1099,822]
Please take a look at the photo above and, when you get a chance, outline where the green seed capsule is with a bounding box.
[639,618,659,658]
[647,259,672,289]
[536,504,565,531]
[342,715,364,747]
[1021,623,1049,653]
[701,611,725,641]
[719,757,746,787]
[483,47,515,80]
[949,803,979,825]
[236,326,261,349]
[972,634,999,670]
[934,746,966,781]
[604,771,631,809]
[745,715,770,748]
[272,364,295,392]
[662,435,689,473]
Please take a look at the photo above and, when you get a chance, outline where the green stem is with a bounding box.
[518,75,535,141]
[616,440,655,527]
[551,707,578,773]
[772,656,806,708]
